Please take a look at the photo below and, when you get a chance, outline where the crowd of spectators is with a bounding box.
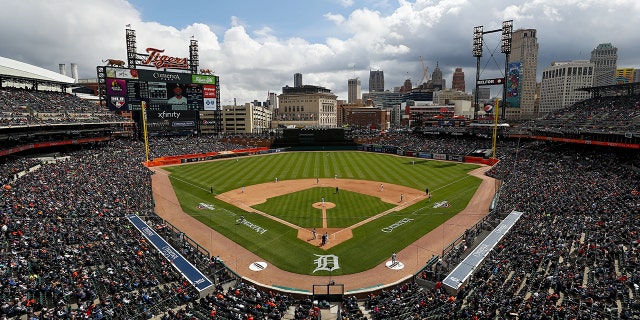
[525,94,640,135]
[0,140,306,319]
[361,141,640,319]
[147,136,260,159]
[2,89,640,319]
[353,132,491,155]
[0,87,130,126]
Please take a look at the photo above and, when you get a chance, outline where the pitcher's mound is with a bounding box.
[312,202,336,209]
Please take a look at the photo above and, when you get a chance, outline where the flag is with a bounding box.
[126,24,131,28]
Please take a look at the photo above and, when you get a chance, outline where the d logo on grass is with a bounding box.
[313,254,340,273]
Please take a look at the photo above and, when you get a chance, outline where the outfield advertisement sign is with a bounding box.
[433,154,446,160]
[417,152,432,159]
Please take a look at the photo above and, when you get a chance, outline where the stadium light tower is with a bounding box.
[472,20,513,163]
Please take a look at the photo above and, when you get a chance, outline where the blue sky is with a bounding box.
[1,0,639,104]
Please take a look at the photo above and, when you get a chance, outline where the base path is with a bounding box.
[151,165,497,293]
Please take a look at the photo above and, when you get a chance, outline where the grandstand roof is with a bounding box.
[0,56,75,83]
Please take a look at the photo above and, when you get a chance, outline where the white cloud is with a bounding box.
[324,13,346,25]
[0,0,639,105]
[336,0,355,7]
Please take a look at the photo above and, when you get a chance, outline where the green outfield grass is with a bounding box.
[163,151,483,276]
[252,187,396,228]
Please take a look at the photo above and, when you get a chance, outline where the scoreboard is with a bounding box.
[104,67,219,134]
[105,68,219,112]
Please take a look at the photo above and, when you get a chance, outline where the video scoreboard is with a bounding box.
[105,67,219,112]
[104,68,219,134]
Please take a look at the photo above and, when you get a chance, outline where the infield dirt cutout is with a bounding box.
[215,178,426,249]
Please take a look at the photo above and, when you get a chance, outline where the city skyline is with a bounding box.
[0,0,638,104]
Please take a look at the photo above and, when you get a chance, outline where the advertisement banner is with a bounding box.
[506,61,522,108]
[447,155,464,162]
[137,69,193,84]
[106,67,139,79]
[202,85,217,111]
[203,85,217,98]
[417,152,432,159]
[203,98,217,110]
[106,78,128,110]
[146,110,197,131]
[433,153,447,160]
[383,146,397,154]
[192,74,217,85]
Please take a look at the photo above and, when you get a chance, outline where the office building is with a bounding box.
[427,63,446,90]
[369,70,384,92]
[222,103,273,134]
[507,28,539,119]
[590,43,618,87]
[451,68,465,92]
[276,85,337,127]
[347,78,361,104]
[294,73,303,87]
[539,60,594,114]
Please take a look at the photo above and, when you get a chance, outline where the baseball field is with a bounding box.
[160,151,484,278]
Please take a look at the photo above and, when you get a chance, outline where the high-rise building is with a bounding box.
[451,68,465,92]
[507,28,539,119]
[347,78,361,104]
[428,63,446,90]
[294,73,303,87]
[369,70,384,92]
[539,60,594,114]
[400,78,412,93]
[590,43,618,87]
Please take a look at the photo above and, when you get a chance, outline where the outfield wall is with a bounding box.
[358,144,498,165]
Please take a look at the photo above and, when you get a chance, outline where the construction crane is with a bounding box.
[418,56,429,89]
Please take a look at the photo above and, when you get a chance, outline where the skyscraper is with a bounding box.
[369,70,384,92]
[507,28,539,119]
[590,43,617,87]
[294,73,303,87]
[347,78,362,104]
[400,78,412,93]
[451,67,465,92]
[429,63,446,90]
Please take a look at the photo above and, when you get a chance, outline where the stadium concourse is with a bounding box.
[0,84,638,319]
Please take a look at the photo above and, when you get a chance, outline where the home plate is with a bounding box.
[385,261,405,270]
[249,261,268,271]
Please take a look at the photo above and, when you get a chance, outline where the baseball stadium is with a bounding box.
[1,29,640,320]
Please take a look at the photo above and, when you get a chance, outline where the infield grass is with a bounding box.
[253,187,396,228]
[163,151,483,276]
